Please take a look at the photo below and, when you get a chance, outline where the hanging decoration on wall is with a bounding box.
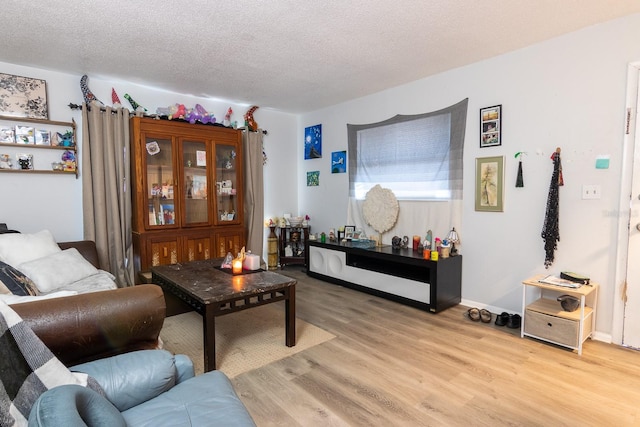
[514,151,526,187]
[541,147,563,268]
[80,74,103,106]
[331,151,346,173]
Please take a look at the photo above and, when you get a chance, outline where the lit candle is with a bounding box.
[232,259,243,274]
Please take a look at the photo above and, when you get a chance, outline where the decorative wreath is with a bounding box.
[362,184,399,234]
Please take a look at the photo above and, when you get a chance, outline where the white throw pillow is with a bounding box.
[0,230,61,267]
[17,248,100,293]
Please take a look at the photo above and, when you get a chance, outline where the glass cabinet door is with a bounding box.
[145,137,175,228]
[181,140,210,226]
[215,144,239,224]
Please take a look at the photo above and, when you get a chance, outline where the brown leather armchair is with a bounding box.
[10,240,166,366]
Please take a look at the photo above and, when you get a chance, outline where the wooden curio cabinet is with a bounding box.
[131,117,245,276]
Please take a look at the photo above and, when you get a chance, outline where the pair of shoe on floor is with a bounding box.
[467,307,492,323]
[467,308,521,329]
[495,311,521,329]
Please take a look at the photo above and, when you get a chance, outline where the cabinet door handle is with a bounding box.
[198,243,202,253]
[547,322,553,327]
[163,247,168,257]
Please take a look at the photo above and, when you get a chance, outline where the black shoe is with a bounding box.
[507,314,521,329]
[495,312,509,326]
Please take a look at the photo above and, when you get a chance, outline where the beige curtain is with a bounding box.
[81,103,134,286]
[243,130,264,262]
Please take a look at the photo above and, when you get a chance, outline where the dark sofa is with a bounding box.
[11,240,165,366]
[5,239,255,426]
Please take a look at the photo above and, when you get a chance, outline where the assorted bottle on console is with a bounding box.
[418,230,451,261]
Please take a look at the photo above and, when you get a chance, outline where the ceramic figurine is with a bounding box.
[0,154,12,169]
[223,107,233,127]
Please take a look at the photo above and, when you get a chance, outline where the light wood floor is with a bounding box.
[231,266,640,426]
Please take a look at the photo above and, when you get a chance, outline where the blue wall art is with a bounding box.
[331,151,346,173]
[304,124,322,159]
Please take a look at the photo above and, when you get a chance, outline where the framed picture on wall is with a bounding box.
[475,156,504,212]
[307,170,320,186]
[304,124,322,159]
[480,105,501,148]
[0,73,49,119]
[331,151,346,173]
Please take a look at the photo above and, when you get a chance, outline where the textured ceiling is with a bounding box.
[1,1,639,113]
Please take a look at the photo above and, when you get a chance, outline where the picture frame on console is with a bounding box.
[344,225,355,240]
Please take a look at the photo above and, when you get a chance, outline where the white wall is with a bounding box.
[298,13,640,339]
[0,62,298,250]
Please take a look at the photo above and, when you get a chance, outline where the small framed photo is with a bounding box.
[0,128,15,143]
[480,105,501,148]
[35,129,51,145]
[15,126,34,144]
[475,156,504,212]
[344,225,356,240]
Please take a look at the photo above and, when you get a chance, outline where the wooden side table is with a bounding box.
[521,274,598,355]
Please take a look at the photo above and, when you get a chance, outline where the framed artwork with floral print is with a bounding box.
[0,73,49,119]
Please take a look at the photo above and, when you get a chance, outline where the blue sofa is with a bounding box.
[29,349,256,426]
[6,240,255,426]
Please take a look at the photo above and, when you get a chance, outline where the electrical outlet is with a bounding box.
[582,184,601,200]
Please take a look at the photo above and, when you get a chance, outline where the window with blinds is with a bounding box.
[347,99,468,201]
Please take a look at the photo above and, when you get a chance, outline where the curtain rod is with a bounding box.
[69,103,268,134]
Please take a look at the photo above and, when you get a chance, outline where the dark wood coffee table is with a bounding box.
[151,259,296,372]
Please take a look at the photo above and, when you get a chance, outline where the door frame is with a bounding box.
[612,61,640,345]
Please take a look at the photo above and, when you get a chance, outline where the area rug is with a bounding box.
[160,303,335,377]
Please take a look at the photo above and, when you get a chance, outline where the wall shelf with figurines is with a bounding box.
[0,114,78,178]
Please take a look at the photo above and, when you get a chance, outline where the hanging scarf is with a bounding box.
[515,152,525,187]
[541,149,563,268]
